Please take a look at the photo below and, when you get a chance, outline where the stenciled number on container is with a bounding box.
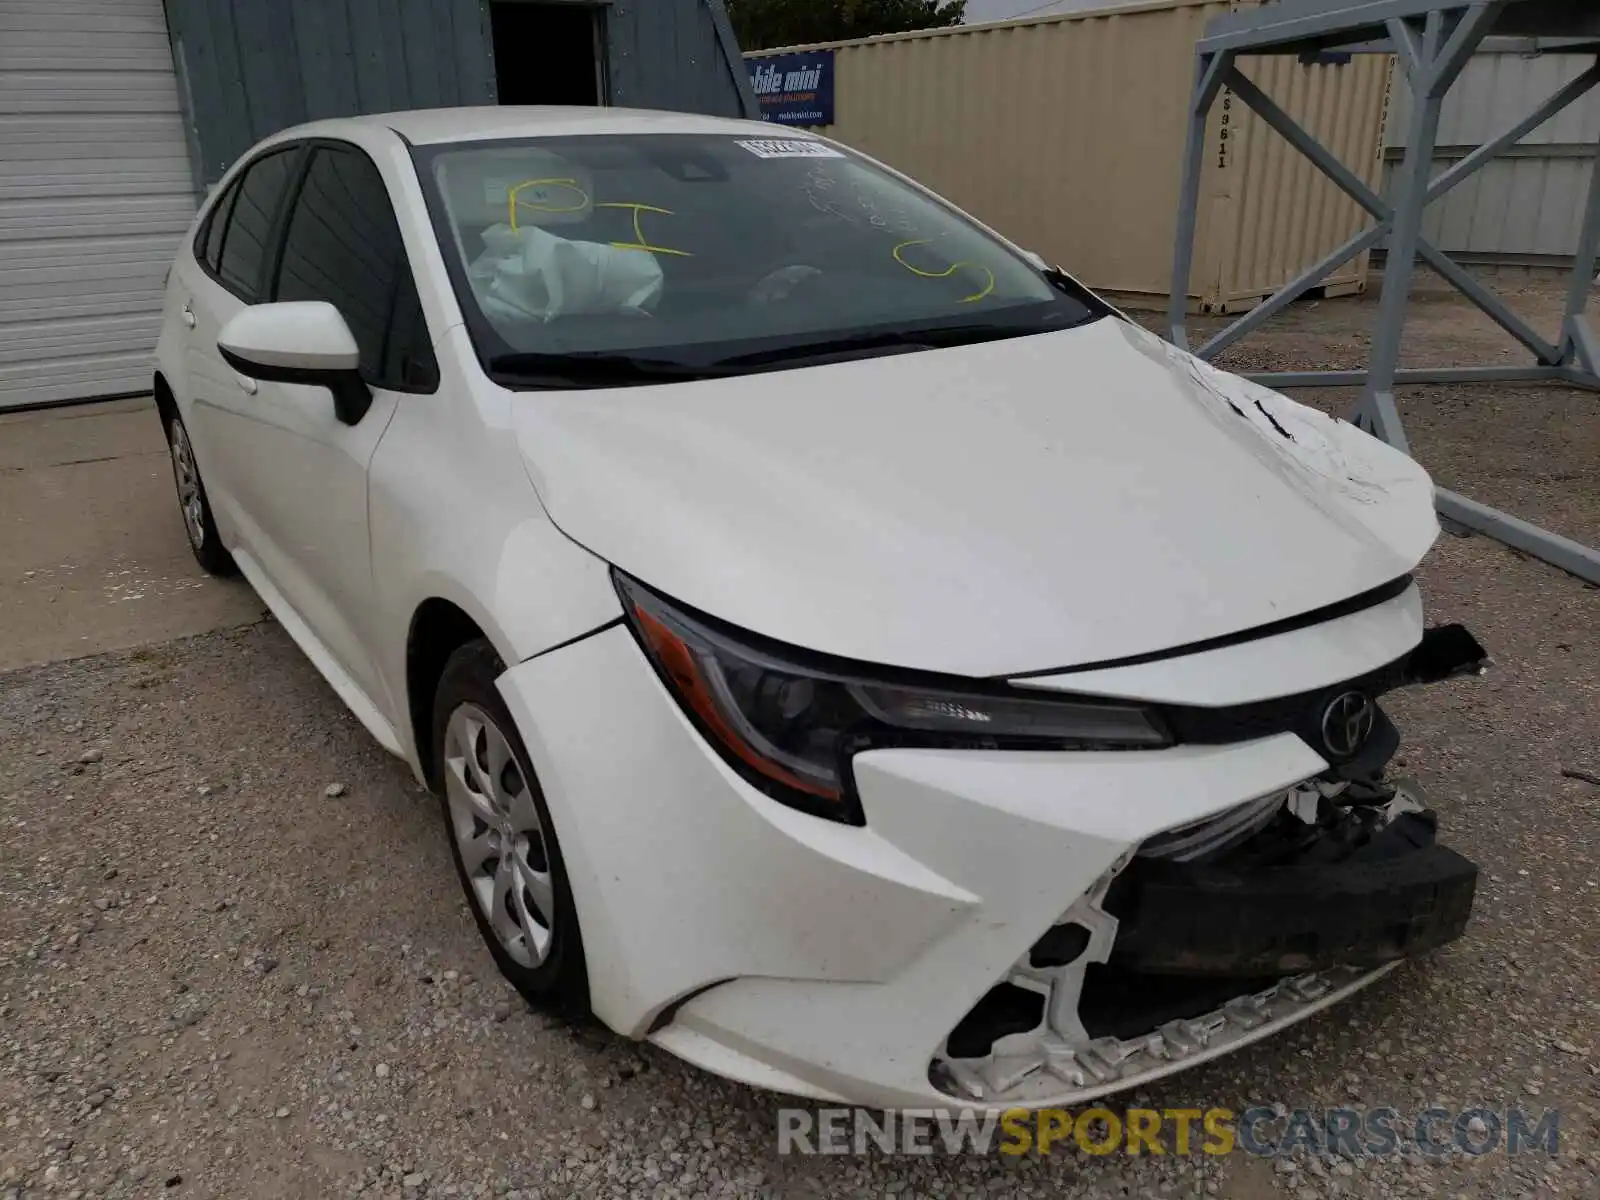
[1218,90,1233,170]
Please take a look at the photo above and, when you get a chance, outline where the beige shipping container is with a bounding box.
[748,0,1393,313]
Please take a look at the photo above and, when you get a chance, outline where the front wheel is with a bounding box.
[432,639,589,1015]
[164,410,235,575]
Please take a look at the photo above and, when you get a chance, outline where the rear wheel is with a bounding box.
[163,411,235,576]
[432,639,589,1014]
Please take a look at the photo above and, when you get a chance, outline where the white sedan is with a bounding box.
[154,107,1484,1111]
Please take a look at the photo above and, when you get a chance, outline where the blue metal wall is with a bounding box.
[163,0,757,189]
[606,0,755,119]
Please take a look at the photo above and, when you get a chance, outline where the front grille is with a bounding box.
[1154,656,1411,750]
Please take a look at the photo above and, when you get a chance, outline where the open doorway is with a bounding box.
[490,2,605,106]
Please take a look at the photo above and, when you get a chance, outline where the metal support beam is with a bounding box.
[1425,61,1600,202]
[1416,244,1562,362]
[1568,316,1600,376]
[1559,359,1600,390]
[1198,224,1390,359]
[1557,119,1600,377]
[1250,365,1570,387]
[1352,388,1412,452]
[1360,10,1457,443]
[1168,50,1233,351]
[1197,57,1600,362]
[1199,0,1467,56]
[1430,3,1509,95]
[1188,56,1600,358]
[1165,0,1600,584]
[1224,65,1561,364]
[1560,111,1600,336]
[1437,489,1600,584]
[1386,17,1423,75]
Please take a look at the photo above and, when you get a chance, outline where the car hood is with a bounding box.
[510,317,1438,677]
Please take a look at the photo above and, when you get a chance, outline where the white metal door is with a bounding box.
[0,0,195,409]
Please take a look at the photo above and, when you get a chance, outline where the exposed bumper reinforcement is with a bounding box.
[1104,839,1478,976]
[932,778,1478,1108]
[934,962,1398,1107]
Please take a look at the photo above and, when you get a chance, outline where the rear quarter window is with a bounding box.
[215,148,298,301]
[194,181,238,273]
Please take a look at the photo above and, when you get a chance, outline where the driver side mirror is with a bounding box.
[217,301,372,425]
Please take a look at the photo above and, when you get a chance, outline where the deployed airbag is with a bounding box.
[467,223,664,323]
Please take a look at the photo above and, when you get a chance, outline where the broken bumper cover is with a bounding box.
[498,624,1480,1113]
[925,782,1478,1108]
[929,962,1403,1108]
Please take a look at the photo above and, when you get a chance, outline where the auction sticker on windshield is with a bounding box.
[735,138,845,159]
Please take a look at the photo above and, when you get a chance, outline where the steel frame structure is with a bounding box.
[1168,0,1600,583]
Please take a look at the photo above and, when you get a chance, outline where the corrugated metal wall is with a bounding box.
[1218,52,1393,307]
[607,0,758,119]
[164,0,497,189]
[1384,48,1600,261]
[164,0,755,190]
[748,0,1390,311]
[0,0,196,407]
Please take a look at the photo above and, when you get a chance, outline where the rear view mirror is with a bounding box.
[217,301,372,425]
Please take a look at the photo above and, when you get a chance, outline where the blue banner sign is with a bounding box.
[748,51,835,126]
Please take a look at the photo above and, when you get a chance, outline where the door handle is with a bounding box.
[235,375,258,395]
[181,305,196,329]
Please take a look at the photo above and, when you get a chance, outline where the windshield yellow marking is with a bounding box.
[596,201,692,257]
[507,178,590,230]
[892,239,996,302]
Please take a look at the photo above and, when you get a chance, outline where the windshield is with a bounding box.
[412,132,1104,385]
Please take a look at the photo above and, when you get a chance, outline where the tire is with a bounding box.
[163,409,236,576]
[432,639,589,1015]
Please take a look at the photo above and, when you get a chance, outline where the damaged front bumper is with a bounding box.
[501,611,1486,1113]
[1105,793,1477,980]
[932,778,1477,1106]
[920,626,1489,1108]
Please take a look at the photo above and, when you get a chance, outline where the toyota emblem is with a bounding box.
[1320,690,1375,759]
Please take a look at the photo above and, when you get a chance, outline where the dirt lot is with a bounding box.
[2,276,1598,1199]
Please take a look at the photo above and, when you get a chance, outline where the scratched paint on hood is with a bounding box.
[1116,320,1438,555]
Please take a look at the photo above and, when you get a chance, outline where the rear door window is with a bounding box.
[215,148,298,300]
[195,181,237,272]
[273,144,438,391]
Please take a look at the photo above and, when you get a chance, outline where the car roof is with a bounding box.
[275,106,780,148]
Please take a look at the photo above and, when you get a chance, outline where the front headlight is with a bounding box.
[615,573,1171,824]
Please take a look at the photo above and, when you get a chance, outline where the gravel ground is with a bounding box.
[3,279,1599,1198]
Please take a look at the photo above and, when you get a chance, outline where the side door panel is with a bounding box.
[221,143,439,721]
[185,277,250,533]
[230,376,400,713]
[181,147,303,539]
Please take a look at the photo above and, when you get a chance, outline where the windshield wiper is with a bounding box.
[709,322,1046,371]
[489,331,998,385]
[1043,265,1106,303]
[487,351,725,388]
[488,309,1099,386]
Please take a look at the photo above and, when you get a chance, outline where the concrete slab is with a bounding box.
[0,397,266,670]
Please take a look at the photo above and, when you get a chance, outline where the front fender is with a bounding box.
[368,378,623,774]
